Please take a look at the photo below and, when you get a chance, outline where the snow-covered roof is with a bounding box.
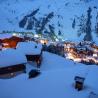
[0,48,27,67]
[74,76,85,82]
[0,34,13,40]
[16,42,42,55]
[76,46,87,51]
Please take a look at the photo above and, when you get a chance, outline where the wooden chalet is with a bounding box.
[16,42,43,67]
[1,36,24,48]
[0,49,27,79]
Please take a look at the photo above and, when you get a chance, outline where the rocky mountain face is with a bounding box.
[19,8,57,40]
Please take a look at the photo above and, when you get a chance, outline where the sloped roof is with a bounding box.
[16,42,42,55]
[0,34,12,40]
[0,48,27,67]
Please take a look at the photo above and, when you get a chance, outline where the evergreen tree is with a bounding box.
[77,7,92,41]
[58,30,62,36]
[72,18,76,29]
[95,12,98,35]
[48,25,57,41]
[77,14,86,37]
[84,7,92,41]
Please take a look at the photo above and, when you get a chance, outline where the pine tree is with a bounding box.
[72,18,76,29]
[58,30,62,36]
[95,12,98,36]
[77,7,92,41]
[48,25,57,41]
[77,14,86,37]
[84,7,92,41]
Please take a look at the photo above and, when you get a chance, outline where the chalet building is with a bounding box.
[64,46,76,53]
[91,44,98,52]
[36,38,49,45]
[64,41,76,52]
[64,41,76,47]
[34,37,49,45]
[16,42,43,67]
[0,49,27,79]
[1,36,24,48]
[0,34,24,48]
[75,46,93,56]
[78,41,94,46]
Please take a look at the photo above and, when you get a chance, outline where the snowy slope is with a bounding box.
[40,52,77,71]
[0,52,98,98]
[0,0,98,42]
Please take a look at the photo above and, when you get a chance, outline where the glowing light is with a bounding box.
[66,53,75,59]
[63,41,98,64]
[55,38,59,41]
[74,58,81,62]
[34,34,39,38]
[93,53,97,57]
[12,33,17,36]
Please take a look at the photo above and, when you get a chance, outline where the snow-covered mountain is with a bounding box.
[0,0,98,42]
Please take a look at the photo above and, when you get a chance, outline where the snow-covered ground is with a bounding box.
[0,52,98,98]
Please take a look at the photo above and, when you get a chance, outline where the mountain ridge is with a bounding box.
[0,0,98,42]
